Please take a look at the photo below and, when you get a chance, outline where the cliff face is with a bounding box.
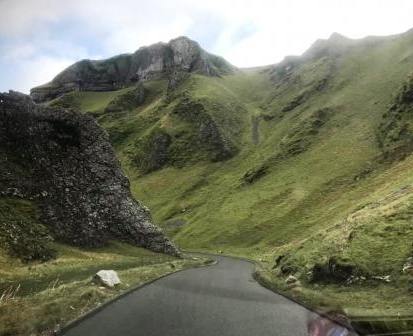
[30,36,236,102]
[0,91,179,256]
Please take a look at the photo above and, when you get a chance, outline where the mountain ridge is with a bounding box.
[30,36,236,103]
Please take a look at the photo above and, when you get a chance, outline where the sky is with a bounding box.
[1,0,413,93]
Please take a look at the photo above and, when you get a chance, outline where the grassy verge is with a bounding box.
[0,241,207,336]
[255,267,413,334]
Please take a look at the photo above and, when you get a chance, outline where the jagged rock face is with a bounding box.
[30,36,235,102]
[169,37,211,74]
[0,91,179,256]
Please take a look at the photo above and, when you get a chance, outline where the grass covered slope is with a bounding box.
[49,29,413,319]
[0,241,204,336]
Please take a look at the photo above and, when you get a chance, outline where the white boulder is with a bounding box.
[93,270,121,288]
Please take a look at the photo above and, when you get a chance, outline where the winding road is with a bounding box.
[62,255,354,336]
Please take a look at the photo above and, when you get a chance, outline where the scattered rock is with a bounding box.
[372,275,391,283]
[285,275,298,284]
[347,275,367,284]
[310,257,361,284]
[285,275,301,288]
[93,270,121,288]
[403,257,413,273]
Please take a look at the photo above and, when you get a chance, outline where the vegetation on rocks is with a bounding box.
[105,82,146,113]
[278,107,331,156]
[378,74,413,161]
[134,127,172,173]
[0,198,55,262]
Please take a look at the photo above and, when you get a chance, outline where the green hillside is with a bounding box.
[47,30,413,319]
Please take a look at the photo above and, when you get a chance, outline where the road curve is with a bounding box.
[62,255,353,336]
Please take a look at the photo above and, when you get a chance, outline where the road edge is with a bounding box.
[56,256,215,335]
[187,250,359,334]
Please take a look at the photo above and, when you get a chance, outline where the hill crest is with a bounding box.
[30,36,236,102]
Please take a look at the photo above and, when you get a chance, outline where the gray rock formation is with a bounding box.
[30,36,236,102]
[0,91,179,256]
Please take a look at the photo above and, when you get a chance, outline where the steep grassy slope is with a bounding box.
[47,29,413,320]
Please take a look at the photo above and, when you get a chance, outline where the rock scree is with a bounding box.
[0,91,179,256]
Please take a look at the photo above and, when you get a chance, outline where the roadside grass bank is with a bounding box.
[188,250,413,335]
[254,267,413,335]
[0,241,207,336]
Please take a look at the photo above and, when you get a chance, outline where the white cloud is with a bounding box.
[199,0,413,66]
[19,56,74,92]
[0,37,101,93]
[0,56,73,94]
[1,0,413,91]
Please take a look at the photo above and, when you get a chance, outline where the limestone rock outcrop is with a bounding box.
[0,91,179,256]
[30,36,236,102]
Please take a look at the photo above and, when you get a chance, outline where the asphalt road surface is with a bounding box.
[62,255,354,336]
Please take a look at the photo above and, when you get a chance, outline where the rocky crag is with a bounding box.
[30,36,235,102]
[0,91,179,257]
